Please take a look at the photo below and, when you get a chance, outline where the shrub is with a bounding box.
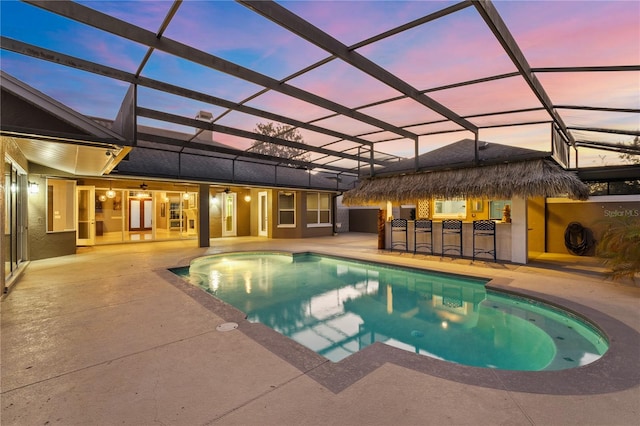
[596,216,640,282]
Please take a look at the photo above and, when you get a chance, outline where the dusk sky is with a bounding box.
[1,0,638,168]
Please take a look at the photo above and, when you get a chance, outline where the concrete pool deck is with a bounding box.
[1,233,639,425]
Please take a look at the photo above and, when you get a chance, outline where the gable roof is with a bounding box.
[1,71,124,141]
[1,71,127,176]
[380,139,550,175]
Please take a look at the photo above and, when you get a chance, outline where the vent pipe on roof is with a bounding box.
[194,110,214,142]
[195,110,213,122]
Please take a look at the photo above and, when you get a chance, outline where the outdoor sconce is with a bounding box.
[244,195,251,202]
[28,181,39,194]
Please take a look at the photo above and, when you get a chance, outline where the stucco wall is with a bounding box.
[546,196,640,254]
[27,174,76,260]
[527,196,546,255]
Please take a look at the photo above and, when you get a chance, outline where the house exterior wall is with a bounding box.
[27,174,76,260]
[527,196,546,256]
[348,209,378,233]
[237,188,251,237]
[270,190,335,239]
[546,196,640,255]
[271,190,303,238]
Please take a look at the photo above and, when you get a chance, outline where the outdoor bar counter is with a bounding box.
[384,220,512,262]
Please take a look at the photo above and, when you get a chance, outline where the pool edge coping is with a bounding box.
[158,251,640,395]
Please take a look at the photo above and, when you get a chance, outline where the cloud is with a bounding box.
[289,59,403,108]
[356,6,517,89]
[77,0,172,32]
[245,90,334,122]
[495,0,640,67]
[163,1,327,79]
[537,72,640,109]
[428,76,543,116]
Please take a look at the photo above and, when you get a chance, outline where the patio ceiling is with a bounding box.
[1,0,638,179]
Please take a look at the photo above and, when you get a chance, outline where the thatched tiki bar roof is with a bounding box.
[342,140,589,206]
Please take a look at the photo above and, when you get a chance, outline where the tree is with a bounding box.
[619,136,640,165]
[248,122,310,164]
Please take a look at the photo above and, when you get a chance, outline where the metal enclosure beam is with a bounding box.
[239,0,479,135]
[136,131,357,174]
[137,108,390,165]
[0,37,378,150]
[25,0,416,140]
[472,0,575,145]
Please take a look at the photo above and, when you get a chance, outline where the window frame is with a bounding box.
[306,192,332,228]
[277,191,296,228]
[489,200,511,221]
[432,197,467,219]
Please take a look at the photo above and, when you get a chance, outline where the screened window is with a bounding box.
[307,192,331,226]
[47,178,76,232]
[433,198,466,219]
[278,191,295,227]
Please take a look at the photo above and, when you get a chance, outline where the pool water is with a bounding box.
[173,252,608,371]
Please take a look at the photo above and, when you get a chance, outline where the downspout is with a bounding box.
[332,192,342,235]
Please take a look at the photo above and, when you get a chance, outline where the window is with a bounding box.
[489,200,511,220]
[47,178,76,232]
[307,192,331,226]
[278,191,295,227]
[433,198,466,219]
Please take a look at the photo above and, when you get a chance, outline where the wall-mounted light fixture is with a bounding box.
[244,195,251,202]
[28,181,39,194]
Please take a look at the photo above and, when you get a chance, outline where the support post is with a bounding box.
[377,209,386,249]
[510,196,528,264]
[198,183,210,248]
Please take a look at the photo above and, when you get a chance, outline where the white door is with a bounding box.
[258,191,268,237]
[222,192,237,237]
[77,186,95,246]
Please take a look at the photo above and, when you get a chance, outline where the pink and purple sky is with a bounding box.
[1,0,638,168]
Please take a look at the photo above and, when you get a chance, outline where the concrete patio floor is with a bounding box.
[1,233,639,425]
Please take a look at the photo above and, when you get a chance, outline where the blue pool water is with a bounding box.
[173,252,608,371]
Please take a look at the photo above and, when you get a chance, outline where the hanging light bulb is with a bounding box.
[106,181,116,199]
[183,192,190,200]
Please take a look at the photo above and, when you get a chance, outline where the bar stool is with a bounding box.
[472,220,497,262]
[441,219,462,257]
[390,218,408,251]
[414,219,433,254]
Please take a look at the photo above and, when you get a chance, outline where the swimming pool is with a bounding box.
[173,252,608,371]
